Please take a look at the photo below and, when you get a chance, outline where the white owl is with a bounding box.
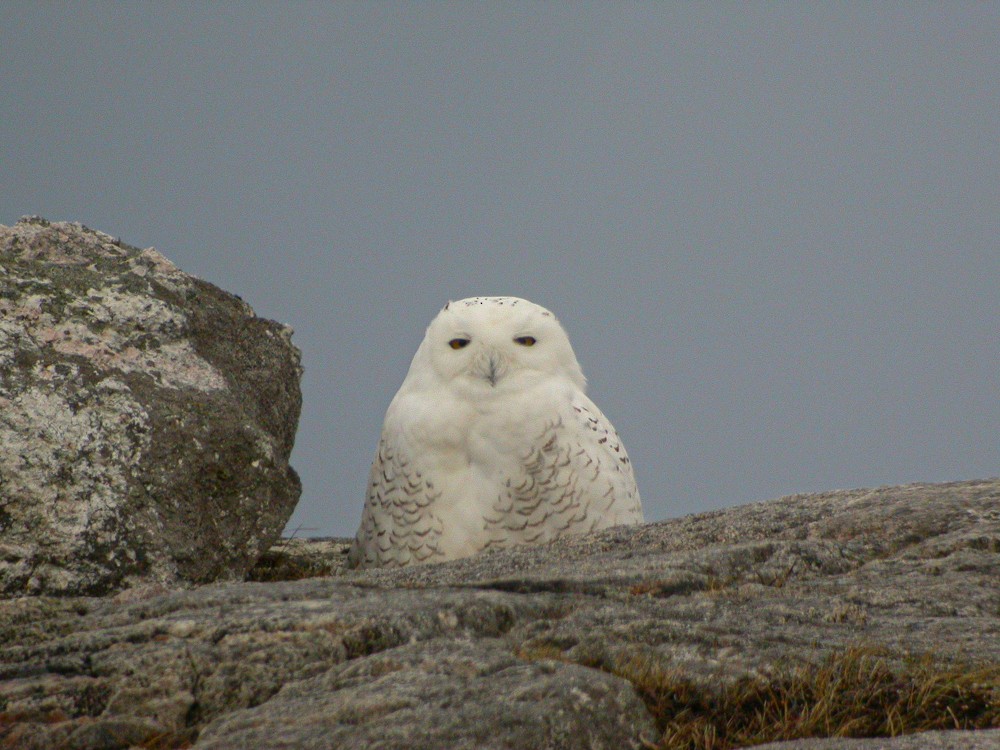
[347,296,642,568]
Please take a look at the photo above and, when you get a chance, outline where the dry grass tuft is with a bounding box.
[520,645,1000,750]
[246,536,350,582]
[246,549,332,582]
[635,648,998,749]
[137,729,197,749]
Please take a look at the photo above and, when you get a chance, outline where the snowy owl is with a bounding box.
[347,296,643,568]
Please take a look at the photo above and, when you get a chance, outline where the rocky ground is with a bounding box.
[1,478,997,749]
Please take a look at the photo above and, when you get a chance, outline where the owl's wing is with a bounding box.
[481,390,643,551]
[347,429,445,569]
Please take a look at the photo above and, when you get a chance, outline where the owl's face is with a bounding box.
[410,297,586,396]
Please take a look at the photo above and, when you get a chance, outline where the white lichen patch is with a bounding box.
[77,286,183,330]
[255,434,278,463]
[0,381,150,554]
[131,246,184,280]
[3,284,228,392]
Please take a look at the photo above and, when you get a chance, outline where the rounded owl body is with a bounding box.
[348,297,642,568]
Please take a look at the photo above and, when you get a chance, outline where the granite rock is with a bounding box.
[0,479,997,748]
[0,217,302,596]
[747,728,1000,750]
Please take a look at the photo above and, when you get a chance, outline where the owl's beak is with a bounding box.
[474,350,504,387]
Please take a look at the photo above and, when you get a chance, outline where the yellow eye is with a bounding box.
[514,336,536,346]
[449,338,470,349]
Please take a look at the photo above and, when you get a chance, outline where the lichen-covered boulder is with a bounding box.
[0,217,302,596]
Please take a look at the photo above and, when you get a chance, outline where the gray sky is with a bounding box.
[2,3,998,538]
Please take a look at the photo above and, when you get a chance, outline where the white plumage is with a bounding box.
[347,296,642,568]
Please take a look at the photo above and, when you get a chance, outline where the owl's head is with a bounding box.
[404,297,586,396]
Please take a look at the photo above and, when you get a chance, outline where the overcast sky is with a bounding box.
[2,3,997,538]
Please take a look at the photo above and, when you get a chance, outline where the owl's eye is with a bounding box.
[449,338,471,350]
[514,336,536,346]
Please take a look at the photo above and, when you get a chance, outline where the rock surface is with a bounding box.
[1,478,997,749]
[0,217,302,596]
[748,728,1000,749]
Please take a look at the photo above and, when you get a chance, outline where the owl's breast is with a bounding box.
[386,379,584,550]
[394,377,566,454]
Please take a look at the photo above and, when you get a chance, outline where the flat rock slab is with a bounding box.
[748,728,1000,749]
[197,639,657,750]
[0,479,997,749]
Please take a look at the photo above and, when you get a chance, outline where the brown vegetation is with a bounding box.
[521,645,1000,750]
